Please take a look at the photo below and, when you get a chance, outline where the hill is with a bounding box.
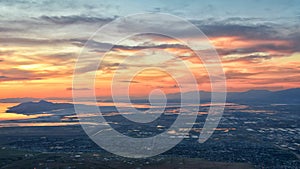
[6,100,73,114]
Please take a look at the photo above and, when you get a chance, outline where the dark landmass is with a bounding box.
[6,100,74,114]
[166,88,300,104]
[0,104,299,168]
[99,88,300,104]
[227,88,300,104]
[4,88,300,112]
[0,148,254,169]
[5,100,118,116]
[1,91,299,168]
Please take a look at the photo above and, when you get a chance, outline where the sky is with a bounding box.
[0,0,300,99]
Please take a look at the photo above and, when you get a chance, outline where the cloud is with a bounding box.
[69,19,299,65]
[71,38,187,51]
[0,26,22,32]
[0,68,43,82]
[1,51,76,73]
[226,63,300,86]
[0,37,71,46]
[40,15,115,25]
[225,70,259,80]
[75,61,120,74]
[0,50,15,56]
[224,54,274,64]
[38,52,76,64]
[71,39,114,49]
[191,17,284,40]
[66,87,91,91]
[119,80,139,83]
[0,67,73,82]
[0,11,299,92]
[246,76,300,85]
[112,43,187,52]
[190,20,300,57]
[0,76,42,81]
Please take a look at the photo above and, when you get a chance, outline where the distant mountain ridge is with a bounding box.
[167,88,300,104]
[6,100,117,115]
[5,88,300,115]
[6,100,74,114]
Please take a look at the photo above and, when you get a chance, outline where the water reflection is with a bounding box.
[0,122,103,128]
[0,101,276,128]
[0,113,53,121]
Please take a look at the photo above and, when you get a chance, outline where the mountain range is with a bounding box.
[167,88,300,104]
[5,88,300,115]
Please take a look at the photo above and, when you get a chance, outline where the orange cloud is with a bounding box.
[0,31,300,99]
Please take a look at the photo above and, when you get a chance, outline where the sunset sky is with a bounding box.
[0,0,300,99]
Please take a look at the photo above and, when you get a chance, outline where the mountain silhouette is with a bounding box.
[6,100,73,114]
[6,88,300,115]
[167,88,300,104]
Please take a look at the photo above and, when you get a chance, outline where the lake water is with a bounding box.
[0,100,247,128]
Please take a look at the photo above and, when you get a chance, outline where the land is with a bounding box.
[0,101,299,168]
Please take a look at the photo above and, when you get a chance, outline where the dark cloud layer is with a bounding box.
[200,24,277,39]
[0,67,73,82]
[0,37,70,46]
[224,54,275,64]
[71,38,187,51]
[40,15,116,25]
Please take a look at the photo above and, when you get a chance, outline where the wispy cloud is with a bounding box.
[66,87,91,91]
